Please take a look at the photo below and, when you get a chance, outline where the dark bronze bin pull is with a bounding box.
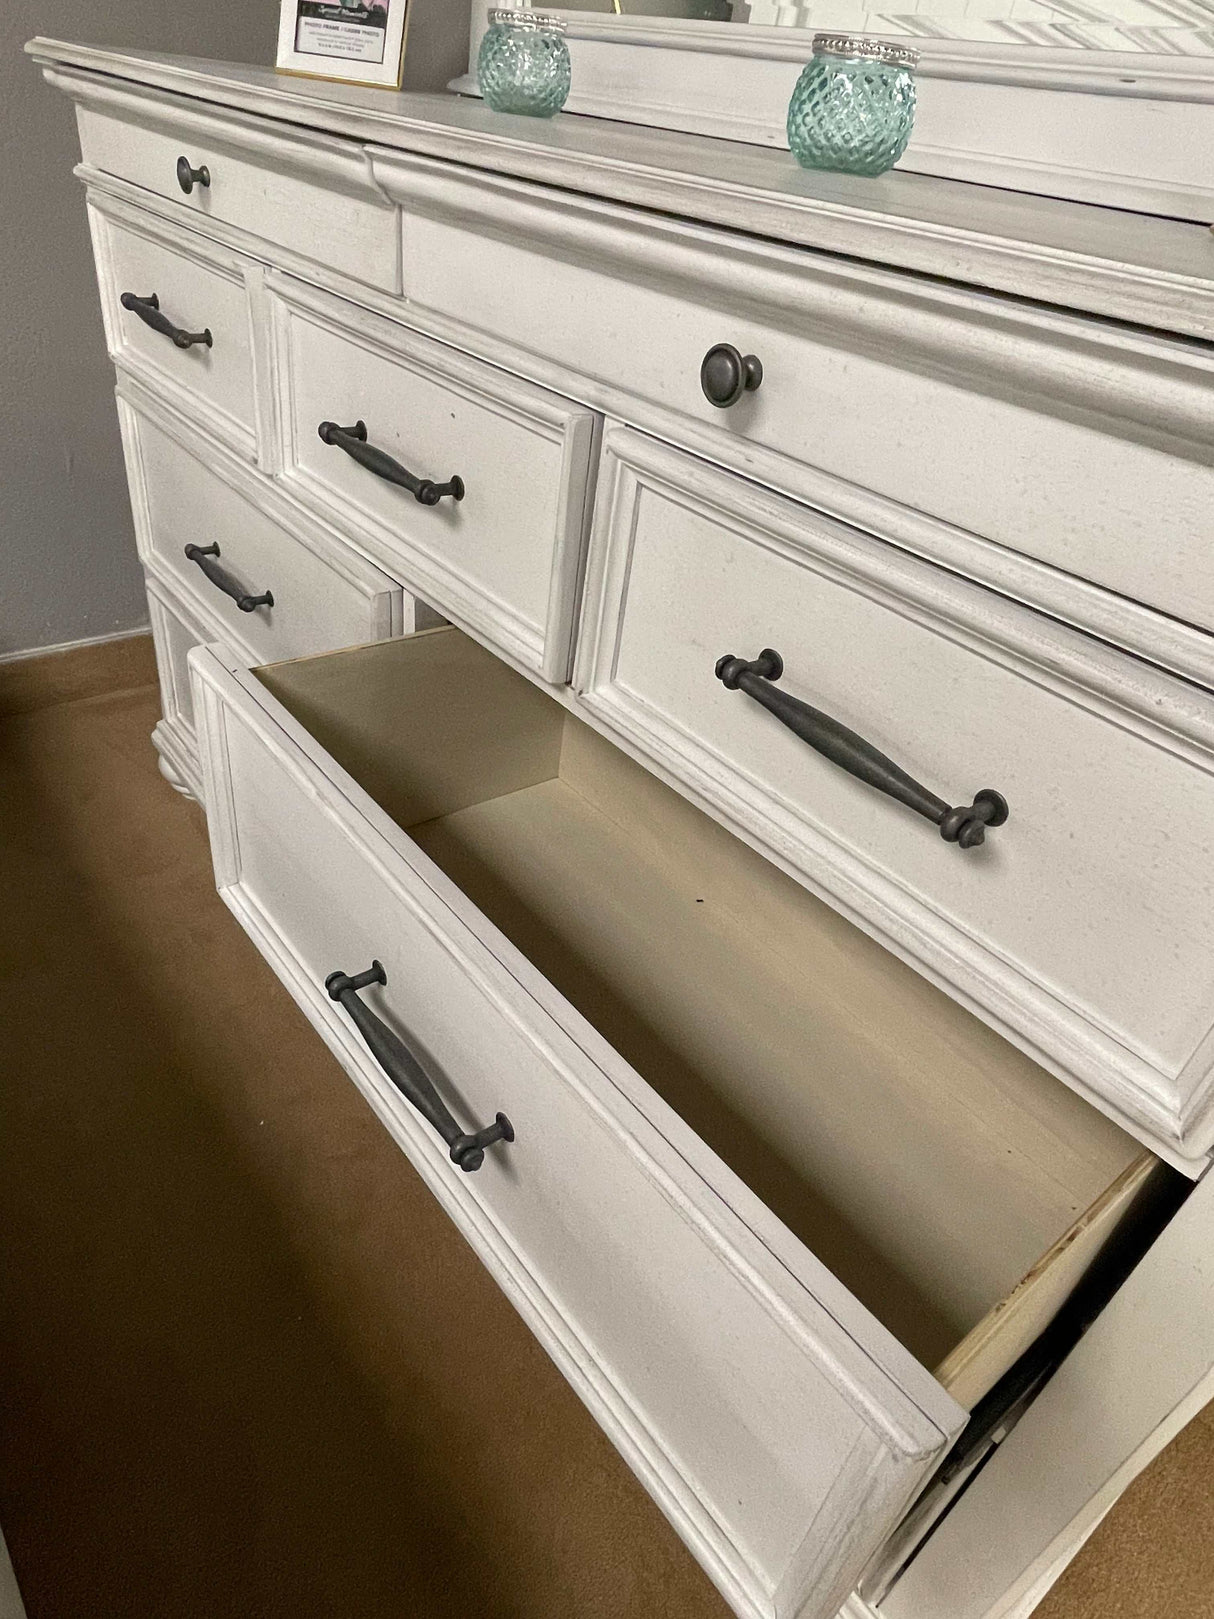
[318,420,465,507]
[716,648,1008,849]
[184,544,273,613]
[326,961,513,1173]
[120,292,212,351]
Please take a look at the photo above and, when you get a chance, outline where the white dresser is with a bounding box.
[30,37,1214,1619]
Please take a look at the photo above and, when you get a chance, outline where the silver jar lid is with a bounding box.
[811,33,919,66]
[488,8,567,30]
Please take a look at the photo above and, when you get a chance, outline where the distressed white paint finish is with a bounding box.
[114,373,414,794]
[382,153,1214,675]
[48,63,401,292]
[32,42,1214,1619]
[268,272,597,682]
[575,428,1214,1168]
[190,635,964,1619]
[116,388,405,665]
[86,189,260,461]
[73,153,1214,689]
[27,44,1214,346]
[884,1164,1214,1619]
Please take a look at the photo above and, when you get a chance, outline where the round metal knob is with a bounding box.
[700,344,763,408]
[176,156,211,195]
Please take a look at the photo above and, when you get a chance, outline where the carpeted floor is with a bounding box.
[0,641,1210,1619]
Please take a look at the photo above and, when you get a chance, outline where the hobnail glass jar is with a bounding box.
[787,35,918,177]
[478,9,571,119]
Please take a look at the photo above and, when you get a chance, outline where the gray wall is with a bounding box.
[3,4,278,658]
[5,5,469,661]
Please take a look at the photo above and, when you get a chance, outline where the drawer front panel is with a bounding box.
[118,395,403,666]
[190,639,962,1619]
[89,195,257,454]
[575,431,1214,1166]
[270,275,597,682]
[389,162,1214,664]
[73,87,398,290]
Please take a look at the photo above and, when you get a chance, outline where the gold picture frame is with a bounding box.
[276,0,410,89]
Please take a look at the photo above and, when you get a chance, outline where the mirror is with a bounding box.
[462,0,1214,220]
[550,0,1214,52]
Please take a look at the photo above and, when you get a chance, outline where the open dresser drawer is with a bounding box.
[189,626,1180,1619]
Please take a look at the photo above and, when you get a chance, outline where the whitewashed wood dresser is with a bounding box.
[30,37,1214,1619]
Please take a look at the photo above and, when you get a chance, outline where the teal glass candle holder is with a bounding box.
[478,9,571,119]
[787,35,918,178]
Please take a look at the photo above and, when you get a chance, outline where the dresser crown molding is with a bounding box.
[26,37,1214,343]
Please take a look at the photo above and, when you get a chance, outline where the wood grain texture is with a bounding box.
[933,1153,1159,1408]
[885,1165,1214,1619]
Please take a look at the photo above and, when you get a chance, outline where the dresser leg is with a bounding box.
[152,721,200,803]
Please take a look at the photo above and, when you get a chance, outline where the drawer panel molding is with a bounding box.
[190,638,966,1619]
[86,187,269,460]
[574,429,1214,1169]
[268,272,598,683]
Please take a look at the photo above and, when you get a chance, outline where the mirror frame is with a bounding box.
[455,6,1214,221]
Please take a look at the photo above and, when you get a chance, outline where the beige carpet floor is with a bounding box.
[0,642,1210,1618]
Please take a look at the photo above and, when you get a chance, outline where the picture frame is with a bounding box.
[276,0,410,89]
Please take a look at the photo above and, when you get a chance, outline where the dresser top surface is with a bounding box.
[27,36,1214,341]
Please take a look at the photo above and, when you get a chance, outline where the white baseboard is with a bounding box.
[0,624,151,667]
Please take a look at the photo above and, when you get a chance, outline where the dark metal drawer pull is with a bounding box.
[326,961,514,1173]
[318,419,465,507]
[120,292,213,351]
[183,543,273,613]
[701,343,763,408]
[716,648,1009,849]
[176,156,210,194]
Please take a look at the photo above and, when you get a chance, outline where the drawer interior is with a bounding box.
[256,629,1160,1407]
